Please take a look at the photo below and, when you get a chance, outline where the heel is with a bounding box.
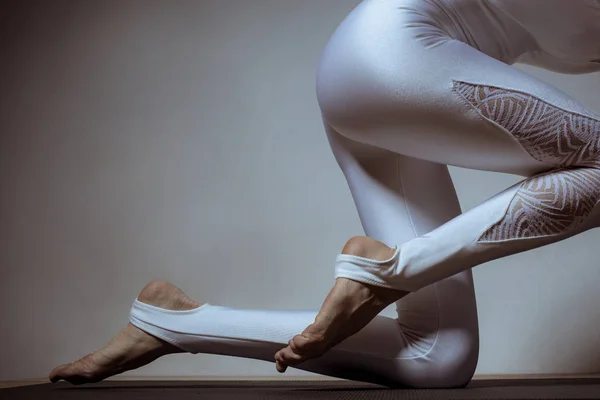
[334,247,402,290]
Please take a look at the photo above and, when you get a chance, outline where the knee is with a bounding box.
[438,345,479,388]
[392,338,479,388]
[432,333,480,388]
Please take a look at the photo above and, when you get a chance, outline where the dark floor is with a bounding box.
[2,379,600,399]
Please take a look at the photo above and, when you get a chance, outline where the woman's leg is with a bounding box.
[321,122,479,387]
[48,125,478,388]
[312,1,600,292]
[50,265,472,386]
[276,0,600,368]
[49,0,599,388]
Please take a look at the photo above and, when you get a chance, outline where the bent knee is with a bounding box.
[391,335,479,388]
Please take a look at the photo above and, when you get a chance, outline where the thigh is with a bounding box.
[316,0,600,176]
[326,122,479,387]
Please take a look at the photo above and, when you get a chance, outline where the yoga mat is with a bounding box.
[2,378,600,399]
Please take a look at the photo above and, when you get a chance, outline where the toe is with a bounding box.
[274,347,294,373]
[273,330,333,373]
[274,355,287,373]
[274,349,286,372]
[49,356,101,385]
[275,344,305,369]
[289,332,328,358]
[49,364,70,383]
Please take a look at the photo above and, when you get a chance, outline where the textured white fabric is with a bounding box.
[129,0,599,388]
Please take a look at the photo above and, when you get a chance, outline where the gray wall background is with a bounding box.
[1,0,599,381]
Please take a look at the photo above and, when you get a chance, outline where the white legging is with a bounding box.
[129,0,600,388]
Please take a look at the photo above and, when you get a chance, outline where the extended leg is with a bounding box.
[50,272,469,386]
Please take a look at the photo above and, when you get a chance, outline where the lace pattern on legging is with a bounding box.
[479,168,600,241]
[453,81,600,241]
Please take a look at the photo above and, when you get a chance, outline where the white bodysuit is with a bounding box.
[130,0,600,388]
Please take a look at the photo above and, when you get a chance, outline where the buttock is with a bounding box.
[316,0,600,175]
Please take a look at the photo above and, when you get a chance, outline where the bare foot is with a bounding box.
[49,280,202,385]
[274,236,408,372]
